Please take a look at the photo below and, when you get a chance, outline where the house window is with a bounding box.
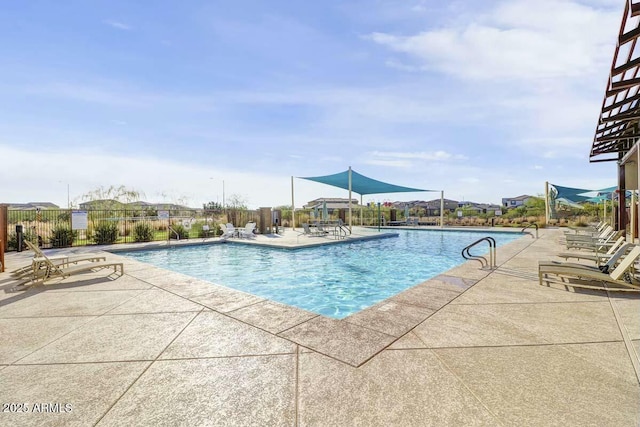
[511,201,516,206]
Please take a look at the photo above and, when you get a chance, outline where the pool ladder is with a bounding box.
[335,222,350,239]
[521,223,538,239]
[462,237,496,269]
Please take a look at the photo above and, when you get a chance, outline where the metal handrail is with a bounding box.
[461,237,496,269]
[521,223,539,239]
[336,223,350,239]
[168,227,180,241]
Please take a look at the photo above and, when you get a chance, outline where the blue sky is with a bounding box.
[0,0,621,208]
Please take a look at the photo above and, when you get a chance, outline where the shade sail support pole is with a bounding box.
[544,181,550,225]
[291,176,295,230]
[348,166,352,232]
[440,191,444,228]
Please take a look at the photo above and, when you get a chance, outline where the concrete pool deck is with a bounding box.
[0,227,638,426]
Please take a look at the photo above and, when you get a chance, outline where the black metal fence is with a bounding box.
[5,208,261,251]
[5,206,445,251]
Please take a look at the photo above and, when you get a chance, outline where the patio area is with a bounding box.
[0,227,638,426]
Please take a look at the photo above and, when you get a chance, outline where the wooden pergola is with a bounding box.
[591,0,640,233]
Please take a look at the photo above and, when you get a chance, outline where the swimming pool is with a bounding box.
[119,229,521,319]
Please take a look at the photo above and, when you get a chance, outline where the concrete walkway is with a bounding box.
[0,228,638,426]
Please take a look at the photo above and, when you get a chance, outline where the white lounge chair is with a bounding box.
[542,243,634,272]
[219,223,235,239]
[565,229,622,250]
[226,223,238,238]
[239,222,256,239]
[539,245,640,292]
[555,236,626,264]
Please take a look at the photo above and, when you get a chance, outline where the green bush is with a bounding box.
[92,221,119,245]
[7,229,38,251]
[133,222,154,242]
[50,226,77,248]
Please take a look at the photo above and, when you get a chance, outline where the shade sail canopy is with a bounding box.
[550,184,592,203]
[299,169,432,195]
[550,183,616,204]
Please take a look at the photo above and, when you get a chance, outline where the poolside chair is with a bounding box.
[564,229,622,250]
[301,223,324,237]
[226,223,239,238]
[12,241,107,279]
[218,223,235,239]
[564,225,613,243]
[538,245,640,292]
[239,222,256,239]
[555,236,626,264]
[19,242,124,287]
[316,222,332,236]
[566,221,606,234]
[542,243,634,272]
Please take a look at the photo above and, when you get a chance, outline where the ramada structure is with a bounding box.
[592,0,640,238]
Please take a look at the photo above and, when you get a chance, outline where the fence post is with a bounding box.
[0,204,7,269]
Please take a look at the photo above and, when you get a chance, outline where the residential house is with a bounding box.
[501,195,532,208]
[303,198,359,211]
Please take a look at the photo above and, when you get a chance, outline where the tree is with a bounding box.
[203,201,224,214]
[523,196,546,216]
[81,185,145,210]
[226,194,248,210]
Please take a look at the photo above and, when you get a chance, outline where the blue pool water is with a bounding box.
[119,229,521,319]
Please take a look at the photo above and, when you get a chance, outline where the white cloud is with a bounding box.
[363,159,413,168]
[366,0,618,81]
[369,150,468,162]
[0,145,299,209]
[104,20,132,31]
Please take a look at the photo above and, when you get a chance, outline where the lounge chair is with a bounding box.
[226,223,238,237]
[218,223,235,239]
[564,229,622,250]
[18,242,124,287]
[564,225,613,242]
[316,222,332,236]
[301,223,324,237]
[555,236,626,264]
[566,221,606,234]
[12,241,107,279]
[239,222,256,239]
[538,245,640,292]
[542,243,634,272]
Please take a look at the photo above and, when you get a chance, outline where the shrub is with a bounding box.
[133,222,154,242]
[92,221,119,245]
[50,226,77,248]
[7,229,38,251]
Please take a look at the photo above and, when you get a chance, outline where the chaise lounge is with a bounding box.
[539,245,640,292]
[19,241,124,287]
[12,240,107,279]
